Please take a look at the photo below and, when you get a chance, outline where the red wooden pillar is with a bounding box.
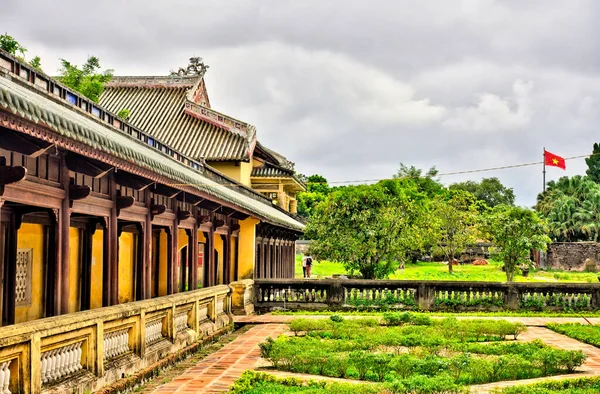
[144,195,152,300]
[166,225,174,295]
[109,175,119,305]
[207,225,215,287]
[171,219,178,294]
[59,158,70,315]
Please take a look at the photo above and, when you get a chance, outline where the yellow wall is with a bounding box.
[68,227,80,314]
[15,223,44,323]
[158,231,168,297]
[207,162,242,184]
[239,160,253,187]
[230,237,237,281]
[177,229,189,291]
[214,235,224,284]
[118,232,135,304]
[90,229,103,309]
[238,218,259,279]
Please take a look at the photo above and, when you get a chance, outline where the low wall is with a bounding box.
[0,286,235,394]
[254,279,600,312]
[547,242,600,271]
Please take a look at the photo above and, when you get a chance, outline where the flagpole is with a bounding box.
[543,147,546,193]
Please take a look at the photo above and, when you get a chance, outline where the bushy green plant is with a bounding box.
[330,314,344,323]
[548,323,600,347]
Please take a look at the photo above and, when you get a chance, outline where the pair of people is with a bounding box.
[302,253,313,278]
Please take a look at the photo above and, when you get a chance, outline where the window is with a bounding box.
[15,249,33,306]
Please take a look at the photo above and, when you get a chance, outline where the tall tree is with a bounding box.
[479,205,550,282]
[58,56,113,102]
[586,143,600,183]
[449,177,515,207]
[394,163,444,197]
[296,174,330,218]
[431,191,479,273]
[305,180,427,279]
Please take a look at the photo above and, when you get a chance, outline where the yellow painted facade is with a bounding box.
[118,232,135,304]
[68,228,81,313]
[15,223,45,323]
[214,235,224,284]
[90,229,104,310]
[158,231,168,297]
[230,236,237,281]
[207,160,253,187]
[237,218,259,279]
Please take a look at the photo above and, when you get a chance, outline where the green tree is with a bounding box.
[305,180,427,279]
[58,56,113,102]
[394,163,444,197]
[449,177,515,207]
[296,174,330,218]
[479,205,550,282]
[0,33,27,57]
[431,191,479,273]
[29,56,42,70]
[586,143,600,183]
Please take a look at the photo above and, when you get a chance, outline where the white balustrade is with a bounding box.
[103,329,130,360]
[0,360,11,394]
[175,313,189,332]
[41,341,83,385]
[216,299,224,314]
[145,319,164,345]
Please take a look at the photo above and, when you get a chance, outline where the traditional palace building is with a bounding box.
[0,50,303,393]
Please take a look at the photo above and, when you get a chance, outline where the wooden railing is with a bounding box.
[254,279,600,312]
[0,285,233,394]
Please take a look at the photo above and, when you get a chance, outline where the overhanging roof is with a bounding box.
[0,70,303,231]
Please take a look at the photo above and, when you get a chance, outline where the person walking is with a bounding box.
[302,253,313,278]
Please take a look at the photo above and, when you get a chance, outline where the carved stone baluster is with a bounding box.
[2,361,9,394]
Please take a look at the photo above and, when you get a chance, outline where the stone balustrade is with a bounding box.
[145,319,164,345]
[254,279,600,312]
[41,341,83,384]
[0,285,233,394]
[0,360,11,394]
[103,329,130,360]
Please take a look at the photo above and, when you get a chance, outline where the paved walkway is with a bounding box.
[147,315,600,393]
[150,324,287,393]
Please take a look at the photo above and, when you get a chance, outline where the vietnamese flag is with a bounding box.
[544,150,566,170]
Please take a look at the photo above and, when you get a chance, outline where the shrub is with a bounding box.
[547,323,600,348]
[330,314,344,323]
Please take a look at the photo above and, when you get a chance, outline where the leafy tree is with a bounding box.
[479,205,550,282]
[29,56,42,70]
[394,163,444,197]
[0,33,27,57]
[431,191,479,273]
[58,56,113,102]
[296,174,330,218]
[449,177,515,207]
[536,175,600,241]
[117,108,131,120]
[586,143,600,184]
[305,180,427,279]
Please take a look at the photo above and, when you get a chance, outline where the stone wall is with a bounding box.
[547,243,600,272]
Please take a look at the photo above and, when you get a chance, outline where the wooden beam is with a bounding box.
[0,157,27,196]
[152,183,181,198]
[197,198,221,211]
[69,184,91,201]
[177,210,191,224]
[213,219,225,229]
[230,211,249,221]
[114,170,153,191]
[175,192,203,205]
[197,215,211,224]
[230,223,241,232]
[217,206,236,216]
[151,204,166,221]
[116,195,135,216]
[65,153,112,178]
[0,126,53,157]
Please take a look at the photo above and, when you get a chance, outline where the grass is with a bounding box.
[295,255,599,283]
[493,375,600,393]
[272,309,600,318]
[547,323,600,347]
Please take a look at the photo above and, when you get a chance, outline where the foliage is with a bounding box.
[306,179,430,279]
[329,314,344,323]
[117,108,130,120]
[586,143,600,184]
[547,323,600,348]
[58,56,113,102]
[345,290,417,309]
[536,175,600,242]
[0,33,27,57]
[296,174,330,218]
[393,163,444,197]
[479,205,551,281]
[430,191,479,274]
[383,312,432,326]
[494,376,600,394]
[29,56,42,70]
[449,177,515,208]
[259,318,584,388]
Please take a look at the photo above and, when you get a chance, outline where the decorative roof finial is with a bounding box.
[169,57,209,76]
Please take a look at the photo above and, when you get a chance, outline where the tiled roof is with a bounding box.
[251,162,294,178]
[254,141,295,170]
[100,78,252,161]
[0,65,303,231]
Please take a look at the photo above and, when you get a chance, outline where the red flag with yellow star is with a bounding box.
[544,150,566,170]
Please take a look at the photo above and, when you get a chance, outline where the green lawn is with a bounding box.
[295,255,599,283]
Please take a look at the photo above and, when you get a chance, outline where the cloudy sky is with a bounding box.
[2,0,599,206]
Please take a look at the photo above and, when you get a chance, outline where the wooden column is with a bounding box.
[166,226,173,295]
[265,239,272,279]
[192,221,199,289]
[144,195,152,299]
[135,222,145,301]
[45,211,59,316]
[101,219,110,307]
[221,233,231,284]
[170,220,178,294]
[59,159,70,315]
[260,239,266,279]
[2,211,17,325]
[234,235,239,281]
[207,226,215,287]
[180,230,189,293]
[109,177,119,305]
[254,237,261,279]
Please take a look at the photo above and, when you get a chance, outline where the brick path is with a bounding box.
[150,324,287,393]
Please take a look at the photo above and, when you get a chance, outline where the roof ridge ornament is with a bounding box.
[169,57,209,77]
